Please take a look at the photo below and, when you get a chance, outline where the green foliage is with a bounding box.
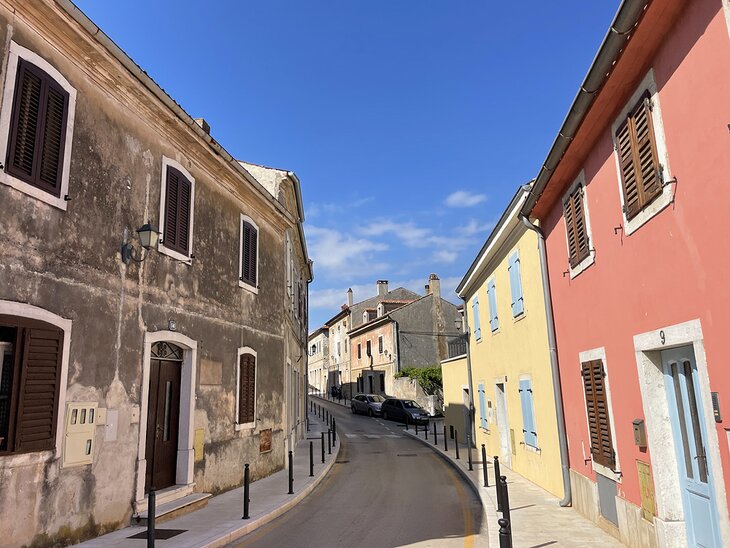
[395,366,443,394]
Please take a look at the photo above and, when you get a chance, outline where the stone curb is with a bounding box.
[201,427,341,547]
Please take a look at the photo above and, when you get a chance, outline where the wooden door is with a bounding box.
[145,358,181,492]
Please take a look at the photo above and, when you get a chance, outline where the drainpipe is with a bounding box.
[460,300,476,446]
[393,320,401,375]
[520,214,572,507]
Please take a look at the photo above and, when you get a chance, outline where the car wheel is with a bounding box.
[368,409,374,417]
[351,405,356,414]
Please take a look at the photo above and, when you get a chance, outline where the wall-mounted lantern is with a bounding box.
[121,223,160,264]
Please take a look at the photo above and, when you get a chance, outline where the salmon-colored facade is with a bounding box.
[527,1,730,546]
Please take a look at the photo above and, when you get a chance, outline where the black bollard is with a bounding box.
[425,422,429,440]
[498,518,512,548]
[327,429,332,454]
[309,442,314,477]
[443,425,448,451]
[467,433,473,471]
[482,444,489,487]
[494,456,503,511]
[332,418,337,445]
[455,430,460,459]
[405,416,409,431]
[500,475,512,535]
[288,451,294,494]
[434,422,438,445]
[415,421,419,435]
[242,464,250,519]
[147,486,156,548]
[321,432,325,463]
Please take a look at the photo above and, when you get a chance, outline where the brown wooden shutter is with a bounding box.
[163,166,192,256]
[6,60,68,197]
[238,354,255,424]
[563,186,590,268]
[581,359,615,469]
[241,221,257,286]
[14,327,63,452]
[616,94,661,220]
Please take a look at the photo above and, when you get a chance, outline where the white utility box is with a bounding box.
[63,402,97,467]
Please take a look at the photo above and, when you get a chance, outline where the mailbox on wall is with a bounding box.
[632,418,647,448]
[63,402,97,467]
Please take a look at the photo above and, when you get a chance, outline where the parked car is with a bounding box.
[381,398,430,424]
[351,394,384,416]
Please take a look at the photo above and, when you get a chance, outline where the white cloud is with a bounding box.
[432,250,458,264]
[458,218,496,237]
[305,225,388,277]
[445,190,488,208]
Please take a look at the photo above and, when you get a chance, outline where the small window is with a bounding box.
[337,341,341,356]
[237,351,256,426]
[362,311,368,323]
[581,359,615,468]
[616,93,662,220]
[357,344,362,359]
[366,340,372,357]
[519,378,537,448]
[159,158,195,262]
[378,336,383,354]
[472,296,482,341]
[563,184,590,268]
[239,215,259,290]
[487,279,499,332]
[508,251,524,317]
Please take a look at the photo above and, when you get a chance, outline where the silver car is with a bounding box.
[351,394,385,417]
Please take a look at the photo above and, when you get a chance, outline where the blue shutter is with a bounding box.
[519,378,538,447]
[472,296,482,340]
[487,279,499,331]
[478,383,487,429]
[509,251,524,317]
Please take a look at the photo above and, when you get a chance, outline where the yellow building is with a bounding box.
[444,185,567,499]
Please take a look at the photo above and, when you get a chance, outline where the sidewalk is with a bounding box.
[77,409,339,547]
[402,426,625,547]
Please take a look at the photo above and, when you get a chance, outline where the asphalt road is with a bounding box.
[229,399,483,548]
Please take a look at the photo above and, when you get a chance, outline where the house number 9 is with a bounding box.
[660,330,666,345]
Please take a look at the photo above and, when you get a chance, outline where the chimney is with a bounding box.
[428,274,441,299]
[347,288,353,307]
[377,280,389,298]
[194,118,211,134]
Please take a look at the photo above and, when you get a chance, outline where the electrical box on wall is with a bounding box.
[632,418,647,448]
[63,402,97,467]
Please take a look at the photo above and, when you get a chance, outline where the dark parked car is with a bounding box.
[351,394,384,416]
[381,398,430,424]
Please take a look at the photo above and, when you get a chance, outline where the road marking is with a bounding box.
[343,433,403,439]
[345,433,358,439]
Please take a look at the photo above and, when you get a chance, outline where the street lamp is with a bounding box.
[121,223,160,264]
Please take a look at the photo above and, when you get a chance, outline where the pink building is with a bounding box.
[524,0,730,546]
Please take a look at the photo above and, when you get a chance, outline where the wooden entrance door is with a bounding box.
[145,353,182,492]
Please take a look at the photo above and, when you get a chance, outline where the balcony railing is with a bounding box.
[447,338,467,359]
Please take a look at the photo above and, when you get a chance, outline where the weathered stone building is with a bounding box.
[307,326,329,394]
[0,1,310,545]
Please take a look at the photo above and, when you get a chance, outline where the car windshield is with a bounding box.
[403,400,421,409]
[367,395,385,402]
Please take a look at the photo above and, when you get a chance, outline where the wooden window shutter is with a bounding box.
[6,59,69,197]
[616,93,662,220]
[163,166,192,256]
[241,220,257,286]
[238,354,256,424]
[563,186,590,268]
[581,359,615,468]
[14,327,63,452]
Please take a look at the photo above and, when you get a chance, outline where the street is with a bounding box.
[230,399,483,547]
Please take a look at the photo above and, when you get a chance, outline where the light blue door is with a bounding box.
[663,346,721,548]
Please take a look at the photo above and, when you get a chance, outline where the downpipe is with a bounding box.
[520,214,571,507]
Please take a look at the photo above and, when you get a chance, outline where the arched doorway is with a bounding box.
[145,341,183,492]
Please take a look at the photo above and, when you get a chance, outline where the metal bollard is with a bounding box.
[443,425,448,451]
[327,429,332,454]
[309,442,314,477]
[498,518,512,548]
[482,444,489,487]
[494,456,503,511]
[147,486,156,547]
[405,416,409,431]
[500,475,512,539]
[415,421,419,435]
[332,418,337,446]
[242,464,250,519]
[434,422,438,445]
[288,451,294,494]
[455,430,460,459]
[425,422,429,440]
[467,433,473,471]
[321,432,325,463]
[450,424,454,439]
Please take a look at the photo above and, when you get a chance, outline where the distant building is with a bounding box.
[307,327,329,394]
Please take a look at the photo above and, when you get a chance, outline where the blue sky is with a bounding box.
[74,0,620,330]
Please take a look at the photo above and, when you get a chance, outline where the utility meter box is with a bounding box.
[632,418,647,448]
[63,402,97,467]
